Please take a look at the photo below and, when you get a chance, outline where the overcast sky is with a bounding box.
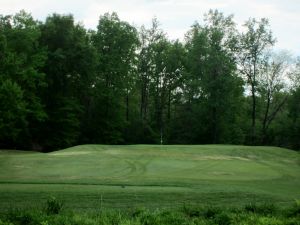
[1,0,299,56]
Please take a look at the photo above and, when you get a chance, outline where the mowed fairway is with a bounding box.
[0,145,299,211]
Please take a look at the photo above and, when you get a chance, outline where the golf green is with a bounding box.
[0,145,299,210]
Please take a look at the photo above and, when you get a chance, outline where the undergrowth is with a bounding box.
[0,199,299,225]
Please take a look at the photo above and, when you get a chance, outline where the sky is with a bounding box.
[1,0,299,56]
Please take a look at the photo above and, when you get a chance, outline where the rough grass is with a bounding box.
[0,145,299,210]
[0,202,300,225]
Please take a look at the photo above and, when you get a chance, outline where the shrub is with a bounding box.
[139,211,161,225]
[285,218,300,225]
[4,210,42,225]
[203,206,220,219]
[257,217,283,225]
[244,203,277,215]
[45,197,63,215]
[0,219,13,225]
[131,207,147,218]
[159,211,186,225]
[287,199,300,217]
[213,212,231,225]
[181,204,201,217]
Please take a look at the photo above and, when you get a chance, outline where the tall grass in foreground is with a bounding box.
[0,200,299,225]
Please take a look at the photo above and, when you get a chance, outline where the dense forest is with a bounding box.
[0,10,299,151]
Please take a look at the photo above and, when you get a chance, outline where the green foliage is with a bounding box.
[238,18,275,145]
[44,97,82,149]
[0,10,299,150]
[244,203,278,215]
[39,13,96,149]
[213,212,232,225]
[0,220,13,225]
[0,79,26,146]
[176,10,244,144]
[4,209,43,225]
[287,88,300,150]
[287,200,300,217]
[0,205,299,225]
[202,207,220,219]
[182,205,202,218]
[88,12,139,144]
[0,11,47,148]
[45,197,63,215]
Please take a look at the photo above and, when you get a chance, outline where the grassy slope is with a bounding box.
[0,145,299,210]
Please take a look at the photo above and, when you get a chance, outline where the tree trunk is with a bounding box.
[126,89,129,121]
[212,106,217,144]
[261,90,271,144]
[251,83,256,145]
[167,88,171,120]
[251,57,257,145]
[140,78,148,121]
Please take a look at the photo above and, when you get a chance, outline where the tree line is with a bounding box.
[0,10,299,151]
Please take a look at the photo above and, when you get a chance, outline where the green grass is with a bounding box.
[0,145,299,211]
[1,202,300,225]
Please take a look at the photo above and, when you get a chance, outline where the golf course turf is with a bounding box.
[0,145,299,211]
